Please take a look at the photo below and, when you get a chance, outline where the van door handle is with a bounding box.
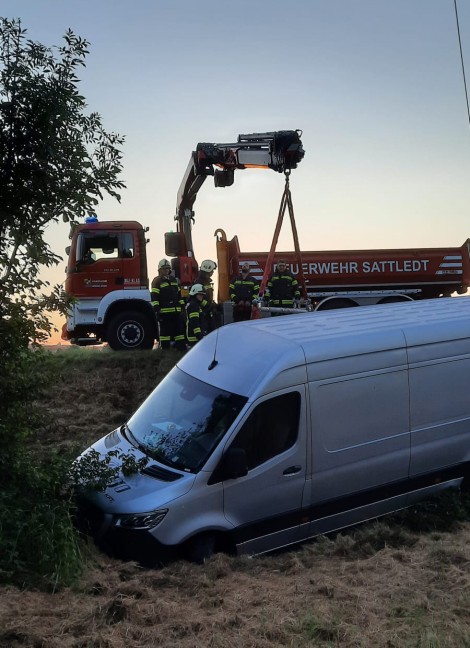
[283,465,301,476]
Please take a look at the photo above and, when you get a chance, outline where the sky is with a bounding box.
[2,0,470,339]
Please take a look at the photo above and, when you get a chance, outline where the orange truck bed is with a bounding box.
[217,233,470,301]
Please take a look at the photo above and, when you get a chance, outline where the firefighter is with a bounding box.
[264,259,301,315]
[185,283,206,346]
[193,259,221,333]
[151,258,186,350]
[230,262,260,322]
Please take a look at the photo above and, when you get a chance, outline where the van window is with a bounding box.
[230,392,300,470]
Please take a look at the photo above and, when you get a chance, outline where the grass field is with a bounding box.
[1,347,470,647]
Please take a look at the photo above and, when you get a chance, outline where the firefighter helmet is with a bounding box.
[200,259,217,273]
[158,258,171,270]
[189,283,206,297]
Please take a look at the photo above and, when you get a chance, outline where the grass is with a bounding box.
[2,346,470,646]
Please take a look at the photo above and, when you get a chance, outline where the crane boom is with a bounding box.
[176,130,305,218]
[171,130,305,264]
[167,130,305,283]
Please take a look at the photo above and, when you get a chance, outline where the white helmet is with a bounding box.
[200,259,217,273]
[158,258,171,270]
[189,283,206,297]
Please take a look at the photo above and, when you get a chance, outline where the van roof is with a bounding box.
[178,297,470,397]
[251,295,470,334]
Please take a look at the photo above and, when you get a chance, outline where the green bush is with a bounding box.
[0,477,82,589]
[0,326,83,589]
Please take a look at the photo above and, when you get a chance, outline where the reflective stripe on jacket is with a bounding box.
[265,271,300,306]
[229,273,260,302]
[185,297,203,343]
[151,275,185,314]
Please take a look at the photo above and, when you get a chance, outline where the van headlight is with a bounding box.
[116,509,168,530]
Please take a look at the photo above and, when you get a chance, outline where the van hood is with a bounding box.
[80,433,195,515]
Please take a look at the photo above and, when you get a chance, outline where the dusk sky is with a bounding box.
[2,0,470,328]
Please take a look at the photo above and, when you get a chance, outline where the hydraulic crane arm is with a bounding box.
[174,130,305,257]
[165,130,305,285]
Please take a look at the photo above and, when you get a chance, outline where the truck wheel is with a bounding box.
[378,296,413,304]
[316,298,358,311]
[184,532,217,564]
[107,311,155,351]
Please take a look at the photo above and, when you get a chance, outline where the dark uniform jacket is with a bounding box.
[185,296,204,344]
[194,271,214,303]
[230,273,260,303]
[193,271,221,333]
[265,269,301,307]
[151,275,185,316]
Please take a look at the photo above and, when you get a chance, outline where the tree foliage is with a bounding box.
[0,18,125,588]
[0,17,125,341]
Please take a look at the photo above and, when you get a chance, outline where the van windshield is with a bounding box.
[127,367,247,473]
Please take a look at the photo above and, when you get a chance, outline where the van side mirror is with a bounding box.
[65,246,71,255]
[222,448,248,480]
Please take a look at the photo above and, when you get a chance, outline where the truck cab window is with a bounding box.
[121,232,134,258]
[77,233,119,263]
[230,392,300,470]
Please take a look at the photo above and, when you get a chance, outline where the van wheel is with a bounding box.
[107,311,155,351]
[184,532,217,564]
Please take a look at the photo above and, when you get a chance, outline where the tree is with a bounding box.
[0,18,125,588]
[0,17,125,341]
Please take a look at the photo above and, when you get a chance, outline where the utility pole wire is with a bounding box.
[454,0,470,128]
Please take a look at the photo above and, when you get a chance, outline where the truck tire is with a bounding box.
[107,311,155,351]
[316,298,358,311]
[378,296,413,305]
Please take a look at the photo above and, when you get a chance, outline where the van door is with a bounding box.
[308,358,410,514]
[221,388,309,555]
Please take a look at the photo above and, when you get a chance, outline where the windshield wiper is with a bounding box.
[121,423,140,448]
[123,424,190,472]
[122,424,158,459]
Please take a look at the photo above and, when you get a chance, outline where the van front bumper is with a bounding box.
[75,498,177,566]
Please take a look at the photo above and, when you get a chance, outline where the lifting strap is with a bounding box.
[259,171,307,298]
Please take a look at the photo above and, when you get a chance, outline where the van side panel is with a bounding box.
[308,348,410,504]
[408,336,470,476]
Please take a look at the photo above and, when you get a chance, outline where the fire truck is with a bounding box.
[62,130,470,350]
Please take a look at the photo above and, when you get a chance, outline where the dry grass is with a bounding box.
[2,347,470,647]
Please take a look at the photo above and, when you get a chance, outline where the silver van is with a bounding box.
[78,297,470,563]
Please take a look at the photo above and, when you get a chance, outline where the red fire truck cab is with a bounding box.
[63,219,156,349]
